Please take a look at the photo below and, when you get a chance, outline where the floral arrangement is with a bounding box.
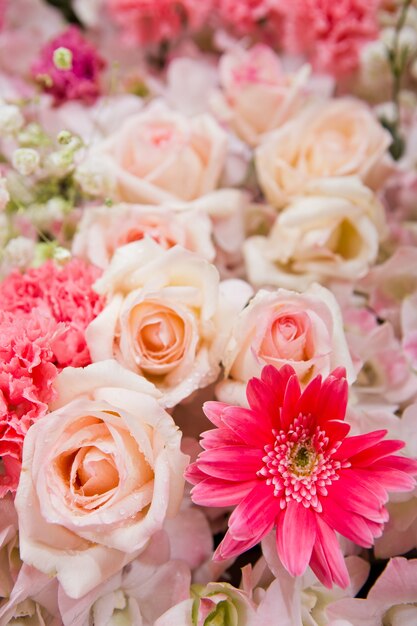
[1,0,417,624]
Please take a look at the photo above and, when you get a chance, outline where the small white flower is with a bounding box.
[0,103,24,135]
[12,148,40,176]
[75,155,115,196]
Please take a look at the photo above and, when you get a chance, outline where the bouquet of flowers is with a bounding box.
[1,0,417,624]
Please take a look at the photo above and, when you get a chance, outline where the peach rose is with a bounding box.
[244,178,386,289]
[72,202,215,269]
[256,97,393,209]
[211,44,309,147]
[216,283,355,405]
[14,360,188,599]
[86,239,253,407]
[94,102,228,204]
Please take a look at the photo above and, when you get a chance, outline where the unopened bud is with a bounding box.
[0,103,24,135]
[12,148,40,176]
[53,47,73,71]
[57,130,72,145]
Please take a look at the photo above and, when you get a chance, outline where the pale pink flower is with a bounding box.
[328,557,417,625]
[57,531,191,626]
[0,259,104,369]
[186,365,417,588]
[283,0,380,77]
[72,202,215,269]
[107,0,212,46]
[211,44,309,146]
[344,310,417,406]
[216,0,284,40]
[359,246,417,330]
[31,26,106,105]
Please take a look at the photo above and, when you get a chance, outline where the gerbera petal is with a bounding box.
[315,375,348,424]
[184,461,207,485]
[327,474,388,522]
[311,517,350,588]
[359,467,416,492]
[213,527,266,561]
[295,374,322,420]
[196,446,263,481]
[321,498,377,547]
[228,482,279,541]
[349,440,405,467]
[333,430,388,461]
[276,501,316,576]
[200,427,243,450]
[203,401,229,426]
[221,406,273,446]
[190,477,258,507]
[325,420,351,448]
[280,374,301,430]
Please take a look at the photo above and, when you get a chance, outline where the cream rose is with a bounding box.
[86,239,252,407]
[216,283,355,405]
[256,97,393,209]
[211,44,309,147]
[14,360,188,599]
[72,202,215,269]
[94,102,228,204]
[244,178,386,289]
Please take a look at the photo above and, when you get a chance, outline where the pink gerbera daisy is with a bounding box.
[186,365,417,587]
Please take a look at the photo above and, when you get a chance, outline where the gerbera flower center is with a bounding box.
[257,413,348,513]
[291,443,316,474]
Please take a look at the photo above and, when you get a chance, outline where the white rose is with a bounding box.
[256,97,393,209]
[96,102,228,204]
[86,239,252,407]
[244,178,386,288]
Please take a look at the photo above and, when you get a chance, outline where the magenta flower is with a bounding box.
[186,365,417,588]
[31,27,106,105]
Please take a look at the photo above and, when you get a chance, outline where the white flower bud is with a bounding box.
[1,236,35,277]
[46,149,74,177]
[0,178,10,211]
[53,46,73,70]
[12,148,40,176]
[0,103,24,135]
[57,130,73,145]
[75,156,115,197]
[360,40,389,81]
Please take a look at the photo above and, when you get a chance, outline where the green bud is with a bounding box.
[53,47,73,71]
[204,601,234,626]
[57,130,72,145]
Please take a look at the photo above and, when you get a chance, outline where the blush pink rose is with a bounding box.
[216,282,355,406]
[72,202,215,269]
[86,239,252,407]
[93,103,228,204]
[14,360,188,599]
[211,44,309,146]
[256,97,393,209]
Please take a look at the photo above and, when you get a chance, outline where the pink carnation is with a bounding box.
[0,309,62,496]
[283,0,380,77]
[216,0,284,39]
[31,26,106,104]
[107,0,212,46]
[0,259,104,368]
[186,365,417,588]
